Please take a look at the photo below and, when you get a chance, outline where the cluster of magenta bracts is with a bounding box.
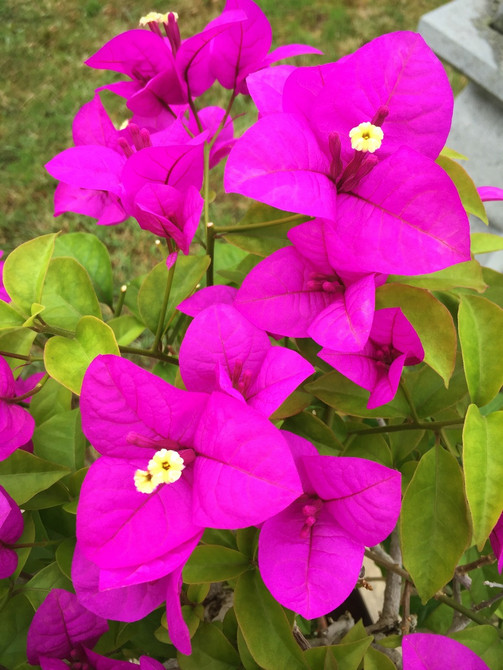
[1,1,501,667]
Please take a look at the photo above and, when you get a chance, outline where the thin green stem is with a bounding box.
[206,221,216,287]
[152,251,177,353]
[9,539,61,549]
[208,89,236,151]
[439,426,459,459]
[114,285,127,317]
[32,320,74,338]
[119,346,179,365]
[347,419,464,435]
[434,592,501,632]
[215,213,307,235]
[0,350,42,362]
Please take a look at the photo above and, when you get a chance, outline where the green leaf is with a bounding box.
[33,408,86,471]
[401,446,471,602]
[0,594,34,670]
[440,146,467,161]
[187,582,211,604]
[56,537,76,580]
[270,389,314,421]
[54,232,113,306]
[222,203,306,257]
[0,300,25,330]
[364,646,395,670]
[237,627,263,670]
[22,302,45,327]
[213,239,249,285]
[388,261,486,293]
[408,355,468,418]
[388,430,426,466]
[44,315,120,394]
[376,284,457,385]
[202,528,238,550]
[451,626,503,670]
[178,622,241,670]
[3,233,57,313]
[23,561,73,609]
[463,405,503,549]
[305,639,372,670]
[306,370,410,419]
[0,450,70,505]
[282,411,343,453]
[157,604,202,646]
[21,481,71,510]
[343,433,393,467]
[436,155,488,224]
[12,512,35,579]
[29,378,73,425]
[236,527,258,558]
[0,328,37,374]
[234,570,308,670]
[471,232,503,255]
[107,314,145,346]
[183,545,250,584]
[138,255,210,334]
[459,295,503,406]
[40,256,101,330]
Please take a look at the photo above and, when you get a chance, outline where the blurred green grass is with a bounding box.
[0,0,461,282]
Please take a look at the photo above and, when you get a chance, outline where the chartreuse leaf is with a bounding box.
[0,450,69,505]
[408,354,468,418]
[22,302,45,327]
[376,284,456,385]
[471,232,503,255]
[436,154,488,224]
[178,622,240,670]
[54,232,113,306]
[0,328,37,374]
[157,605,202,646]
[388,260,486,293]
[440,146,467,161]
[40,256,101,330]
[306,370,409,419]
[0,300,24,330]
[364,647,395,670]
[222,203,306,257]
[305,638,372,670]
[187,583,211,604]
[3,233,57,313]
[401,446,471,602]
[463,405,503,549]
[44,315,120,394]
[0,594,34,670]
[29,378,72,425]
[138,255,210,334]
[183,545,249,584]
[107,315,145,346]
[459,295,503,406]
[343,433,393,467]
[234,570,308,670]
[451,625,503,670]
[32,408,86,471]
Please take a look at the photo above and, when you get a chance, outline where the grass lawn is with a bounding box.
[0,0,460,282]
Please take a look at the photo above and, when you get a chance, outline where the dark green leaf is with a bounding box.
[0,450,69,505]
[33,408,85,470]
[183,545,249,584]
[178,622,240,670]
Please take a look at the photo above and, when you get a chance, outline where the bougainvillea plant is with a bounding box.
[1,1,503,668]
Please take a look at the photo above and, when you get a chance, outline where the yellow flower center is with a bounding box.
[134,449,185,493]
[139,11,177,25]
[349,122,384,153]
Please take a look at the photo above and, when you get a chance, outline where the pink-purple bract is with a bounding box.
[179,303,314,416]
[258,432,401,618]
[235,218,379,351]
[319,307,424,409]
[0,356,36,460]
[402,633,490,669]
[0,484,23,578]
[225,31,470,276]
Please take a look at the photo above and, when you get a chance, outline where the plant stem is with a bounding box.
[457,554,496,574]
[400,379,420,423]
[114,284,127,317]
[214,213,307,234]
[119,346,179,365]
[4,373,49,403]
[0,350,32,362]
[152,253,177,353]
[364,547,411,581]
[208,89,236,151]
[347,419,464,435]
[434,592,501,632]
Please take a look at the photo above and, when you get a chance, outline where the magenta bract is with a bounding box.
[259,433,401,618]
[0,484,23,579]
[0,356,36,460]
[402,633,490,669]
[179,303,314,416]
[320,307,424,409]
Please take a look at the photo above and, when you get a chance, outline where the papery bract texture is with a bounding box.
[0,250,9,302]
[259,434,401,618]
[0,356,36,460]
[490,512,503,572]
[179,303,314,416]
[0,484,23,578]
[26,589,108,665]
[402,633,490,670]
